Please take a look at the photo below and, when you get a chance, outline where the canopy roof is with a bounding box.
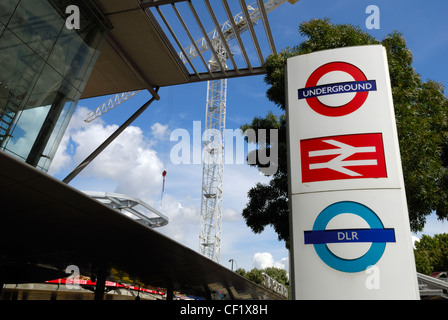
[81,0,290,99]
[0,151,284,299]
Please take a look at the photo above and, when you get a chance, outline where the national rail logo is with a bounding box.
[300,133,387,183]
[298,62,377,117]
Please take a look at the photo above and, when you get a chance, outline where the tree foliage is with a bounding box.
[235,267,288,286]
[241,18,448,242]
[414,234,448,274]
[241,112,289,240]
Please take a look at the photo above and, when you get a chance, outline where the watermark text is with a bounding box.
[169,121,278,175]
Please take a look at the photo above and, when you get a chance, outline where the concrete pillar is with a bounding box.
[166,281,174,300]
[94,264,108,300]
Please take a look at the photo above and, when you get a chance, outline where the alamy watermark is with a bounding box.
[365,265,380,290]
[65,5,80,30]
[365,5,380,30]
[170,121,278,175]
[65,264,81,289]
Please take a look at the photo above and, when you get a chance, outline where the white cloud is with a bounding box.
[254,252,275,269]
[48,132,72,175]
[151,122,170,141]
[49,106,164,202]
[49,106,99,175]
[253,252,289,271]
[222,208,240,222]
[158,193,200,247]
[253,252,286,269]
[412,235,420,249]
[274,257,289,271]
[222,164,271,213]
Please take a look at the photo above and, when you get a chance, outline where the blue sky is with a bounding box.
[49,1,448,273]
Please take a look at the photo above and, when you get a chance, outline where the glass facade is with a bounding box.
[0,0,110,171]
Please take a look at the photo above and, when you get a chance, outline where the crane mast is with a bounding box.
[199,38,227,262]
[198,0,296,263]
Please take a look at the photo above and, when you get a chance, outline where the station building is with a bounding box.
[1,0,110,171]
[2,0,446,301]
[0,0,291,300]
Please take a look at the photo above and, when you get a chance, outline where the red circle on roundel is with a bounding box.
[305,62,369,117]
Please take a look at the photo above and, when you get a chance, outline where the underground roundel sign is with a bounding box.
[297,62,377,117]
[304,201,395,273]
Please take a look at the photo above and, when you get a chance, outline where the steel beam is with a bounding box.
[62,89,159,184]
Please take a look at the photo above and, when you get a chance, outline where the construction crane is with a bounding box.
[84,90,141,122]
[83,0,297,264]
[179,0,297,63]
[197,0,297,263]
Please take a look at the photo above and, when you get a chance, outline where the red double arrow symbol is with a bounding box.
[300,133,387,183]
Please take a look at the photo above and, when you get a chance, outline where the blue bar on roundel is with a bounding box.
[304,228,395,245]
[298,80,377,100]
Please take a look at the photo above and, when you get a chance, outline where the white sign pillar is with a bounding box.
[286,45,419,299]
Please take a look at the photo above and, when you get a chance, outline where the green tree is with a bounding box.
[236,267,289,286]
[241,18,448,242]
[263,266,288,286]
[241,112,289,241]
[414,234,448,274]
[246,268,264,285]
[235,267,246,278]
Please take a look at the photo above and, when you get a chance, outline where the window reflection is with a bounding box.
[0,0,109,171]
[5,105,50,160]
[8,0,64,61]
[0,27,45,150]
[0,0,20,26]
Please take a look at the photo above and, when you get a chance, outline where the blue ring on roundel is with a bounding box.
[312,201,386,273]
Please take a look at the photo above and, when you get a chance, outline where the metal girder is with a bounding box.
[63,89,159,184]
[140,0,189,8]
[141,0,291,81]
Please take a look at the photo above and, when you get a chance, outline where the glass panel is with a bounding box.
[48,27,95,90]
[0,0,20,26]
[3,62,80,162]
[2,63,65,160]
[23,65,79,167]
[0,28,45,147]
[77,34,106,93]
[7,0,65,61]
[37,91,80,171]
[4,105,50,160]
[0,22,5,38]
[1,0,110,170]
[47,2,107,91]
